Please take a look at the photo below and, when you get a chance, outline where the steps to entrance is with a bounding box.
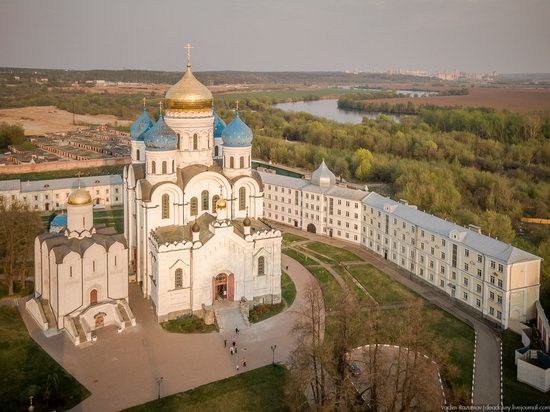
[214,302,248,333]
[39,299,57,329]
[72,316,88,344]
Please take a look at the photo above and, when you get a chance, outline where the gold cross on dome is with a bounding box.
[235,100,239,112]
[143,96,146,108]
[159,100,163,114]
[184,43,193,67]
[76,171,82,189]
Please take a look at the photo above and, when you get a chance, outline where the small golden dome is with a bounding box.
[215,197,227,210]
[67,188,92,206]
[165,66,213,112]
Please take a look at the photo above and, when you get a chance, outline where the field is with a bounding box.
[373,87,550,113]
[125,365,289,412]
[0,105,131,135]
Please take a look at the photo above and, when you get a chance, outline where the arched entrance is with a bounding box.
[212,273,235,303]
[90,289,98,305]
[94,313,105,328]
[307,223,316,234]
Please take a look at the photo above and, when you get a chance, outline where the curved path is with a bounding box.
[18,255,321,412]
[276,223,501,407]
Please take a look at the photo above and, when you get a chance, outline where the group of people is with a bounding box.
[224,327,247,371]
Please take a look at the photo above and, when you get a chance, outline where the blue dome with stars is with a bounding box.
[221,113,252,147]
[143,115,178,151]
[213,111,226,138]
[130,108,154,141]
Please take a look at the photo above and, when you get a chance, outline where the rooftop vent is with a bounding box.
[468,224,482,234]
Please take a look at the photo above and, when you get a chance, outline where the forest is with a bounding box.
[215,100,550,310]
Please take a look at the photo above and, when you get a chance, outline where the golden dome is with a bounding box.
[215,197,227,210]
[67,188,92,206]
[165,66,213,112]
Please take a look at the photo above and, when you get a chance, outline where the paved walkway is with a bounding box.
[18,255,320,412]
[277,223,501,407]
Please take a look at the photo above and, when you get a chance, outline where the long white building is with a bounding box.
[261,162,541,329]
[0,175,123,211]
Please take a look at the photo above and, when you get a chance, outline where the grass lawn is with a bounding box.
[284,248,313,267]
[308,267,343,311]
[0,306,90,411]
[249,272,297,323]
[347,263,418,304]
[282,232,306,247]
[296,246,335,264]
[93,208,124,233]
[502,330,550,406]
[161,316,218,334]
[124,365,289,412]
[0,281,34,299]
[305,241,362,263]
[333,266,375,305]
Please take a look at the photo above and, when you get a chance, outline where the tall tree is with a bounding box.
[0,200,43,295]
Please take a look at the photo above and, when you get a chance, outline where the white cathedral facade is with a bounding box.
[123,56,282,321]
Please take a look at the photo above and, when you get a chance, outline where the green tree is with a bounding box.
[479,210,516,243]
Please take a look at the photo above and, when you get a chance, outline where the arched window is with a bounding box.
[90,289,98,304]
[162,193,170,219]
[136,149,140,161]
[172,159,175,173]
[240,156,244,168]
[239,187,246,211]
[212,195,219,212]
[230,157,234,168]
[151,161,156,174]
[190,197,198,216]
[162,161,167,174]
[201,190,209,211]
[193,134,198,150]
[258,257,265,276]
[175,268,183,289]
[177,133,181,150]
[214,146,219,157]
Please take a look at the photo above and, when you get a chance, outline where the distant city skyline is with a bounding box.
[1,0,549,74]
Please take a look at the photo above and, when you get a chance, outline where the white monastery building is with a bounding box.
[260,164,541,330]
[0,175,123,212]
[123,51,282,321]
[27,185,135,345]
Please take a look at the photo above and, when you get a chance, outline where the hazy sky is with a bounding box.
[1,0,549,73]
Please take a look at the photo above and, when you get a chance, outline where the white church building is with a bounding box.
[27,185,135,345]
[123,52,282,321]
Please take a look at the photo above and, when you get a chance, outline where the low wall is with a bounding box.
[518,357,550,392]
[0,157,130,175]
[25,298,48,331]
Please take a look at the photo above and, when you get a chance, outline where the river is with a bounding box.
[274,99,400,124]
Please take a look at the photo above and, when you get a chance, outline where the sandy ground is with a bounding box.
[0,106,131,135]
[373,87,550,113]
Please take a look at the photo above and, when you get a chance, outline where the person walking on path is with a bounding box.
[235,346,238,354]
[224,339,227,348]
[230,346,234,355]
[235,327,239,334]
[232,339,236,347]
[236,364,239,371]
[242,357,247,368]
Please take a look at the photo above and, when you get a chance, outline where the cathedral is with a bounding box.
[123,49,282,321]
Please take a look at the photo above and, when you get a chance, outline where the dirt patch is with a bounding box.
[0,106,131,135]
[372,87,550,113]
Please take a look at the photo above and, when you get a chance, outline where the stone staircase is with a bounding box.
[39,299,57,330]
[214,301,248,333]
[72,316,88,344]
[117,302,132,327]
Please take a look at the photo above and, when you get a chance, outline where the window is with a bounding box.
[212,195,219,212]
[201,190,209,211]
[477,269,482,277]
[463,292,468,300]
[90,289,98,305]
[464,263,469,271]
[151,161,156,174]
[490,260,496,269]
[490,291,495,300]
[162,194,170,219]
[190,197,198,216]
[239,187,246,211]
[490,307,494,316]
[230,157,234,168]
[92,261,95,272]
[136,149,140,161]
[476,284,482,293]
[490,275,495,284]
[175,268,183,289]
[452,244,457,268]
[498,264,503,273]
[240,156,244,168]
[193,133,198,150]
[214,146,219,157]
[463,277,469,286]
[498,279,503,288]
[465,249,470,257]
[477,254,482,263]
[162,161,167,174]
[69,266,73,277]
[258,256,265,276]
[497,295,502,304]
[172,159,175,173]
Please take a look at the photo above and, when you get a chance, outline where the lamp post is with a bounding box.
[156,377,164,400]
[271,344,277,366]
